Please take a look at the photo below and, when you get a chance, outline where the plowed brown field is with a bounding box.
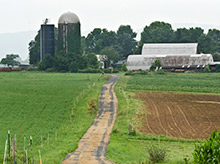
[135,92,220,139]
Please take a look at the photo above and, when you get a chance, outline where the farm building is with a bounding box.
[127,43,214,71]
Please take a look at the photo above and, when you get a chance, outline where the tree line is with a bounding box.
[28,21,220,72]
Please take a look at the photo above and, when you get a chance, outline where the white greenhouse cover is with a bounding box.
[127,43,215,71]
[142,43,198,55]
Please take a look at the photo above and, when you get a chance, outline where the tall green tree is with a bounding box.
[138,21,175,53]
[212,52,220,61]
[116,25,137,58]
[85,28,117,54]
[174,27,204,43]
[199,29,220,54]
[54,52,87,71]
[100,47,120,68]
[29,31,40,64]
[38,54,55,70]
[85,53,99,68]
[1,54,20,67]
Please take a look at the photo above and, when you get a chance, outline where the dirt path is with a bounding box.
[62,75,119,164]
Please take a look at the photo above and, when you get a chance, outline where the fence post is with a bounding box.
[14,134,16,151]
[24,136,26,151]
[30,136,33,164]
[12,137,15,163]
[26,150,28,164]
[8,130,10,157]
[39,150,42,164]
[3,139,7,164]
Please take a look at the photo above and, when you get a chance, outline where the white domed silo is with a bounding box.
[58,12,81,54]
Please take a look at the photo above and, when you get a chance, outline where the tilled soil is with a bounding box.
[62,75,119,164]
[135,92,220,139]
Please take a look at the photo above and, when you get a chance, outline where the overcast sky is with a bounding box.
[0,0,220,60]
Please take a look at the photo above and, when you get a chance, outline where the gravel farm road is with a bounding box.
[62,75,120,164]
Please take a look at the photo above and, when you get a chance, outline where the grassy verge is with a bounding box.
[106,73,207,164]
[0,71,107,163]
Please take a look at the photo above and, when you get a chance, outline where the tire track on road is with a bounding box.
[62,75,119,164]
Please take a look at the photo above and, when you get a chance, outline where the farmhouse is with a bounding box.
[127,43,215,71]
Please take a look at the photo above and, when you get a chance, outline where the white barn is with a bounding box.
[127,43,214,70]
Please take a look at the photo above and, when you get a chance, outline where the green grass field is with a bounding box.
[0,71,106,163]
[107,72,220,164]
[126,73,220,94]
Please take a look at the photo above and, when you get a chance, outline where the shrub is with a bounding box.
[87,99,97,115]
[192,131,220,164]
[147,144,167,163]
[128,122,136,136]
[59,70,67,73]
[150,60,162,71]
[112,69,119,73]
[124,71,135,76]
[78,68,102,73]
[104,68,112,73]
[26,66,37,71]
[203,65,211,73]
[121,64,128,72]
[46,68,56,72]
[139,70,148,75]
[156,69,167,74]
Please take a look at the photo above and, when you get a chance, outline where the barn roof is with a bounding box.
[142,43,198,55]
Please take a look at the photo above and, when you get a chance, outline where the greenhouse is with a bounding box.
[127,43,214,71]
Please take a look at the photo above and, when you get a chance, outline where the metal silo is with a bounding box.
[40,20,55,61]
[58,12,81,54]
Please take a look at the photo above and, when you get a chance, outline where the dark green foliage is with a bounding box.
[212,52,220,61]
[86,28,118,54]
[203,65,211,73]
[29,31,40,65]
[139,21,174,51]
[112,69,120,73]
[192,131,220,164]
[87,99,97,115]
[121,64,128,72]
[78,68,102,73]
[100,47,120,68]
[85,53,99,69]
[103,68,112,73]
[199,29,220,54]
[156,69,167,75]
[124,71,135,76]
[124,70,148,76]
[117,25,137,58]
[150,60,162,71]
[54,52,87,72]
[147,145,167,163]
[0,54,20,67]
[38,54,55,70]
[69,61,79,73]
[175,27,204,43]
